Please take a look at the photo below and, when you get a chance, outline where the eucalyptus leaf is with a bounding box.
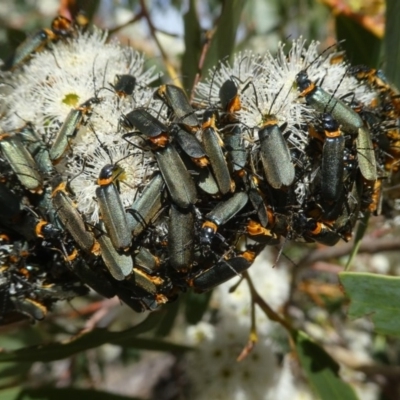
[185,290,212,325]
[0,387,20,400]
[294,330,358,400]
[335,15,381,67]
[182,0,202,93]
[203,0,245,73]
[340,272,400,337]
[384,0,400,89]
[155,299,181,337]
[16,387,143,400]
[0,313,177,363]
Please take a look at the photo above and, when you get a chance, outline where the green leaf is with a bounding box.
[122,337,191,352]
[0,313,189,363]
[6,28,26,49]
[384,0,400,89]
[335,15,381,67]
[340,272,400,336]
[16,387,143,400]
[155,299,181,337]
[181,0,202,93]
[0,327,43,385]
[203,0,245,73]
[184,290,212,325]
[0,387,21,400]
[0,362,31,381]
[293,330,358,400]
[0,28,25,63]
[0,326,43,349]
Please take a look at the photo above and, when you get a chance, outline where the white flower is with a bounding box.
[212,248,290,332]
[0,27,160,221]
[268,355,315,400]
[195,38,378,155]
[241,38,377,147]
[1,28,158,136]
[237,39,316,145]
[195,50,265,108]
[67,141,155,223]
[185,248,292,399]
[186,320,279,400]
[186,321,216,346]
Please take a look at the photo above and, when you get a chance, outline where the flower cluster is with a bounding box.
[185,248,313,400]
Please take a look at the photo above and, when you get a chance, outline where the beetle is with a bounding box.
[0,132,43,193]
[188,250,256,292]
[247,175,275,228]
[201,110,233,194]
[2,29,56,71]
[111,74,137,97]
[0,242,87,323]
[154,84,200,132]
[121,108,169,148]
[93,221,133,281]
[356,125,378,182]
[224,124,247,175]
[19,123,55,177]
[122,108,197,209]
[127,173,165,237]
[319,113,345,203]
[218,70,257,119]
[306,220,342,246]
[96,164,132,251]
[51,15,75,38]
[171,125,209,167]
[61,242,117,299]
[348,64,398,108]
[333,177,363,241]
[35,219,62,241]
[193,165,220,195]
[296,71,364,135]
[296,70,377,181]
[8,297,48,321]
[49,96,101,163]
[200,192,248,245]
[257,116,295,189]
[51,179,100,255]
[155,145,198,208]
[168,204,195,272]
[219,78,242,115]
[134,246,161,274]
[246,219,280,244]
[118,267,170,311]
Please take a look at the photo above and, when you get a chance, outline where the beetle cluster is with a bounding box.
[0,19,398,323]
[193,47,395,249]
[0,234,88,323]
